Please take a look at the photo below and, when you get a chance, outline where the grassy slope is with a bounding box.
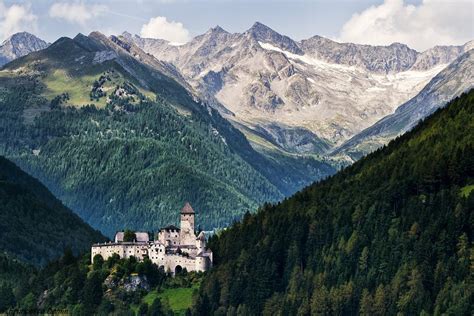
[1,34,331,235]
[141,284,199,315]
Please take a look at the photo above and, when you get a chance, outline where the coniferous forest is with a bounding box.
[0,16,472,315]
[0,34,334,236]
[195,90,474,315]
[0,156,105,266]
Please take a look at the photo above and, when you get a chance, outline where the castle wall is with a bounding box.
[91,203,212,274]
[91,243,148,262]
[161,254,197,274]
[180,214,196,246]
[158,229,180,246]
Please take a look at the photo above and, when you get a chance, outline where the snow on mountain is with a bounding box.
[0,32,49,66]
[333,49,474,161]
[299,35,418,73]
[120,23,471,153]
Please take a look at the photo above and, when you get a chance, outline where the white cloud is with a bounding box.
[49,2,108,25]
[338,0,474,51]
[0,1,38,41]
[140,16,190,44]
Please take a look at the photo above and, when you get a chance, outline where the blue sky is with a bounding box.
[1,0,473,51]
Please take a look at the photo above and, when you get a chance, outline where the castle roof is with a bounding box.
[196,250,212,258]
[181,202,195,214]
[197,231,206,241]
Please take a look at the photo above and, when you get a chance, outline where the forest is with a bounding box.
[194,90,474,315]
[0,251,202,315]
[0,156,105,266]
[0,35,334,235]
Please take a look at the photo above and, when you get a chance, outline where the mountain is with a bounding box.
[299,36,418,73]
[123,23,472,152]
[335,49,474,160]
[0,156,105,266]
[0,31,334,236]
[194,90,474,315]
[0,32,49,66]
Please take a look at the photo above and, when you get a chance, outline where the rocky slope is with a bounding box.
[334,49,474,160]
[0,31,334,236]
[0,32,49,66]
[122,23,472,152]
[197,89,474,315]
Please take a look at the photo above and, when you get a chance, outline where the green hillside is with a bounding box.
[0,156,105,266]
[0,250,202,314]
[0,32,334,236]
[195,90,474,315]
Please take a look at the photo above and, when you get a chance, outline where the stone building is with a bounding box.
[91,203,213,274]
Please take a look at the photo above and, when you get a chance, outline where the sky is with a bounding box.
[1,0,473,51]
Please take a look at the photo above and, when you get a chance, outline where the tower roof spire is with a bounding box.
[181,202,195,214]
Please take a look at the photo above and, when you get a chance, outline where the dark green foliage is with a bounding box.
[138,302,149,315]
[0,282,15,312]
[0,249,191,314]
[148,298,167,316]
[124,229,137,242]
[196,91,474,315]
[83,271,103,313]
[0,33,334,236]
[93,254,104,270]
[0,156,106,266]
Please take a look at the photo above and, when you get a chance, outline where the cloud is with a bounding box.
[49,2,108,25]
[338,0,474,51]
[0,1,38,41]
[140,16,190,44]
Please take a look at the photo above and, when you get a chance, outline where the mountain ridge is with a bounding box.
[123,22,473,153]
[334,48,474,160]
[195,89,474,315]
[0,32,49,67]
[0,31,334,236]
[0,155,106,266]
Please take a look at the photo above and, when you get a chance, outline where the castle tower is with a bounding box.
[179,202,196,246]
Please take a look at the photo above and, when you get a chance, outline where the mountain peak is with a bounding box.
[250,21,270,31]
[0,32,49,66]
[247,21,303,54]
[208,25,228,34]
[2,32,47,46]
[121,31,134,40]
[388,42,413,50]
[247,21,277,36]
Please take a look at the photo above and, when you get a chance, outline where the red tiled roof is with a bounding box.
[181,202,195,214]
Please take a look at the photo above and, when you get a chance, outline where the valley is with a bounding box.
[0,31,333,236]
[0,5,472,314]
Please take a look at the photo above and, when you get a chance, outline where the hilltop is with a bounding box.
[196,90,474,315]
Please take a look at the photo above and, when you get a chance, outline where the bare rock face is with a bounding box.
[300,36,418,73]
[247,22,303,55]
[121,24,471,151]
[92,50,118,64]
[104,274,150,292]
[334,49,474,160]
[122,275,150,292]
[0,32,49,66]
[411,41,474,70]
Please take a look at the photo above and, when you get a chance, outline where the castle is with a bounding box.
[91,203,213,274]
